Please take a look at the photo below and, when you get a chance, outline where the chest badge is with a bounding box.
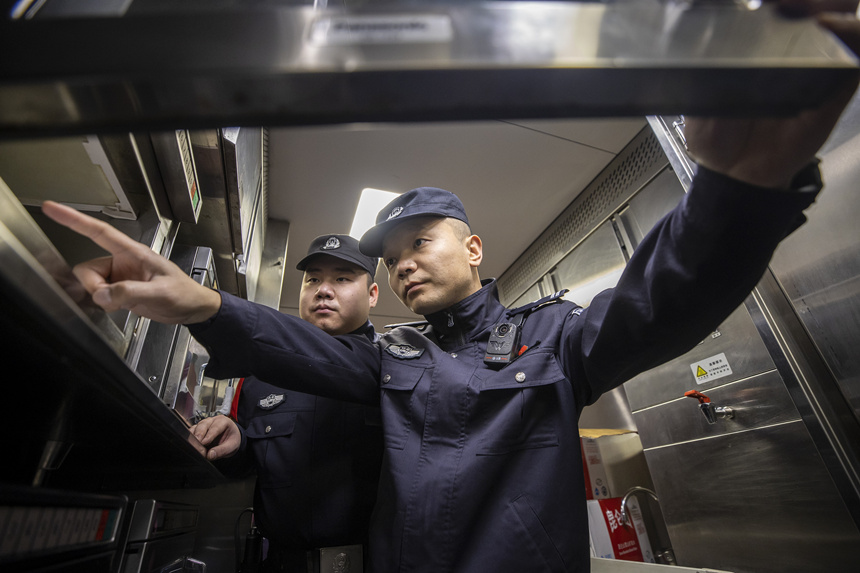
[258,393,285,409]
[385,343,425,359]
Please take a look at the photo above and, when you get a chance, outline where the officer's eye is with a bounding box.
[384,257,396,268]
[414,238,426,248]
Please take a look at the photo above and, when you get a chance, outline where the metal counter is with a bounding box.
[0,3,857,135]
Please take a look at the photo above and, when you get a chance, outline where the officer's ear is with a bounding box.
[466,234,482,269]
[368,281,379,308]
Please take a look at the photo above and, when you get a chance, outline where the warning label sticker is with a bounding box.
[690,352,733,384]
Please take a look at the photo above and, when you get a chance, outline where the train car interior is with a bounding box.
[1,1,859,572]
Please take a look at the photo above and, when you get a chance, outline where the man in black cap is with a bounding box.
[190,234,384,573]
[42,60,860,571]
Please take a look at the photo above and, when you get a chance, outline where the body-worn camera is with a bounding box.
[484,322,521,366]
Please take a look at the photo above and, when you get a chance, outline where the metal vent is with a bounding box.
[497,128,666,305]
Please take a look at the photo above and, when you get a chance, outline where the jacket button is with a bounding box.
[451,353,457,358]
[382,374,391,384]
[515,372,526,383]
[265,425,272,434]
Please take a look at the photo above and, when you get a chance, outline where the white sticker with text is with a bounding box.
[690,352,733,384]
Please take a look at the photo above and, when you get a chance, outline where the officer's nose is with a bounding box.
[315,281,335,299]
[395,257,416,279]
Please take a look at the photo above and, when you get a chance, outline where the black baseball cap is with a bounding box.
[296,234,379,278]
[358,187,470,256]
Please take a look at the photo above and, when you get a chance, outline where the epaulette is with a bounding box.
[507,289,569,317]
[383,320,430,331]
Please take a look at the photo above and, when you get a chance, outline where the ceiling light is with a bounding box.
[349,187,400,239]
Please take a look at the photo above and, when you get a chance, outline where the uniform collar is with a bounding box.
[350,319,378,343]
[425,279,506,341]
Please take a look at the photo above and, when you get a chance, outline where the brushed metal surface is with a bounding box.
[632,370,801,449]
[645,421,860,573]
[0,176,126,353]
[769,92,860,425]
[624,302,777,412]
[498,127,666,305]
[0,4,856,135]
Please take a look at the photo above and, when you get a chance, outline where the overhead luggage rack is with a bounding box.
[0,2,857,136]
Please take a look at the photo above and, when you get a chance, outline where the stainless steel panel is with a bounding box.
[632,370,801,449]
[644,422,860,573]
[579,383,638,432]
[553,221,626,308]
[498,127,666,305]
[624,302,778,411]
[615,168,686,254]
[646,116,696,193]
[251,217,289,309]
[0,4,856,135]
[150,130,202,224]
[509,282,542,309]
[0,176,126,353]
[769,92,860,424]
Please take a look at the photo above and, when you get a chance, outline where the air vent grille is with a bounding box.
[498,128,666,304]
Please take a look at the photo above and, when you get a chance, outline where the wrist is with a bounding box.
[187,287,223,325]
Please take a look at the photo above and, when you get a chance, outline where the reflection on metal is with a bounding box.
[647,116,696,192]
[633,371,802,450]
[644,422,859,572]
[252,218,290,309]
[747,270,860,527]
[766,88,860,495]
[0,4,856,135]
[0,175,126,353]
[625,304,777,412]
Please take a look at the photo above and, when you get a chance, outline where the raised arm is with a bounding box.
[41,200,221,324]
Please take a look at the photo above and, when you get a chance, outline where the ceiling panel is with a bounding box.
[267,118,646,325]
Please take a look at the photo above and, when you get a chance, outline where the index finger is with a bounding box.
[41,200,144,256]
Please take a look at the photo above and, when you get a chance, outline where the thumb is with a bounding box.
[92,287,114,308]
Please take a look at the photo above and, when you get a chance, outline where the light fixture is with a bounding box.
[349,187,401,240]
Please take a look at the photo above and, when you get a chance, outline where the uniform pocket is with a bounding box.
[379,363,427,450]
[510,494,568,573]
[476,351,562,456]
[245,411,297,487]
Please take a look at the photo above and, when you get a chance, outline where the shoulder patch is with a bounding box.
[258,393,285,409]
[383,320,430,330]
[384,343,425,359]
[509,288,569,316]
[570,306,584,316]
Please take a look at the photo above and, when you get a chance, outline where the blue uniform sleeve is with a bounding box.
[211,423,255,478]
[559,163,820,407]
[187,296,381,405]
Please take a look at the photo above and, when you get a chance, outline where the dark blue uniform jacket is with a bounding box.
[215,321,384,551]
[190,166,820,572]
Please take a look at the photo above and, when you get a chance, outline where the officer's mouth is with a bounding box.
[313,305,336,314]
[403,281,423,299]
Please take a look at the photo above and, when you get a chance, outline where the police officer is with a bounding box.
[190,234,384,573]
[43,48,860,571]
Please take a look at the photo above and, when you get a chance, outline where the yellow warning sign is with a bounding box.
[691,353,733,384]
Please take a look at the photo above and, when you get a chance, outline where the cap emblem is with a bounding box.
[386,206,404,221]
[322,236,341,250]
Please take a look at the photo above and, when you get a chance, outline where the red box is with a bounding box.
[587,497,654,563]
